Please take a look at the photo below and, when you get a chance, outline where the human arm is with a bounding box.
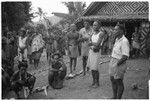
[117,55,128,66]
[91,31,105,47]
[117,39,130,66]
[10,71,19,83]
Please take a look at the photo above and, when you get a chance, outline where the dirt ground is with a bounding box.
[5,49,150,99]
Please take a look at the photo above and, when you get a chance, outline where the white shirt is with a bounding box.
[111,35,130,59]
[19,36,27,49]
[79,27,92,45]
[32,34,44,52]
[91,31,103,49]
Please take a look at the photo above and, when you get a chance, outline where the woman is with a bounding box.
[87,21,104,88]
[66,24,79,77]
[79,21,93,76]
[18,28,28,61]
[31,27,45,69]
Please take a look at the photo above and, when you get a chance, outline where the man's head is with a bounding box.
[19,28,26,37]
[52,52,61,62]
[114,24,125,38]
[83,21,90,29]
[135,27,138,33]
[93,21,101,31]
[18,60,28,74]
[70,24,76,31]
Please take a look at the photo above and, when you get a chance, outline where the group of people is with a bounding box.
[2,25,46,98]
[3,19,139,99]
[2,23,68,98]
[65,21,130,99]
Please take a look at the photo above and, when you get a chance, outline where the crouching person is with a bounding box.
[48,52,67,89]
[10,60,36,98]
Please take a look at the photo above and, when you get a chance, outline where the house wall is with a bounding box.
[139,21,150,56]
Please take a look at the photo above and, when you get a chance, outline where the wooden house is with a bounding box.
[76,2,149,56]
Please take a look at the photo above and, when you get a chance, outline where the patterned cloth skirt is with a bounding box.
[81,42,90,56]
[86,49,101,70]
[109,57,127,79]
[68,45,79,58]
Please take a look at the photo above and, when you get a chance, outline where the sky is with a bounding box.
[31,0,92,22]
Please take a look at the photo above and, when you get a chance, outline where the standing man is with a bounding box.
[79,21,93,76]
[109,24,130,99]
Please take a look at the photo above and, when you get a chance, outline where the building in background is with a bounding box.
[75,2,149,56]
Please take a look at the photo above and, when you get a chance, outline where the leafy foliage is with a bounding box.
[61,2,86,24]
[2,2,34,31]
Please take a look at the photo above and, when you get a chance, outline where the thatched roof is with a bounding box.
[76,2,149,23]
[79,14,148,21]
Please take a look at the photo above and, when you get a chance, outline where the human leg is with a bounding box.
[92,70,99,88]
[116,78,124,99]
[110,76,118,99]
[82,56,88,75]
[73,58,77,71]
[26,76,36,93]
[90,70,96,87]
[69,57,73,74]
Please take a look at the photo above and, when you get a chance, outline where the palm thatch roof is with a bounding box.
[75,1,149,23]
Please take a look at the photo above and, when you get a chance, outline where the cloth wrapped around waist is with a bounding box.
[90,46,100,53]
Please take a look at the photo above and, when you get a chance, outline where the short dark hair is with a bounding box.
[18,60,28,69]
[94,20,102,26]
[83,20,89,23]
[52,52,61,59]
[117,24,125,32]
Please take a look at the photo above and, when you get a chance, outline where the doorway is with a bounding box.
[125,21,140,44]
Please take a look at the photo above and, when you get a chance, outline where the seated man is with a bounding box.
[48,52,67,89]
[10,60,36,98]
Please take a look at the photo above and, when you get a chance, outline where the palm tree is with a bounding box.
[35,7,52,32]
[61,2,86,24]
[35,7,47,21]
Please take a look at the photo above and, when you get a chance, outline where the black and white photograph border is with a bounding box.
[1,0,150,100]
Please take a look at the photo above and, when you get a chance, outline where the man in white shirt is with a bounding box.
[109,24,130,99]
[79,21,93,75]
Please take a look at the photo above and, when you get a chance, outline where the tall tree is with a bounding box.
[61,2,86,24]
[35,7,47,21]
[35,7,52,29]
[2,2,34,31]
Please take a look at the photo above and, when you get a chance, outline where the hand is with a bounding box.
[59,67,63,71]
